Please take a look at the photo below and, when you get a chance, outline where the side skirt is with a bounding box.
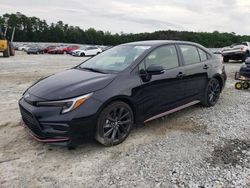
[144,100,200,123]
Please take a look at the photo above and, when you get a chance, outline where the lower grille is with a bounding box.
[19,105,43,137]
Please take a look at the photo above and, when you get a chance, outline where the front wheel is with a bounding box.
[201,78,221,107]
[96,101,134,146]
[235,82,242,90]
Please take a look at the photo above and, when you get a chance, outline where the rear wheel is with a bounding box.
[96,101,134,146]
[223,57,229,63]
[235,82,243,90]
[10,46,15,56]
[242,51,250,62]
[201,78,221,107]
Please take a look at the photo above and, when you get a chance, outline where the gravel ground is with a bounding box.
[0,51,249,188]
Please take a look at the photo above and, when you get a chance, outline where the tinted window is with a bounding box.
[198,48,208,61]
[180,45,200,65]
[144,45,179,70]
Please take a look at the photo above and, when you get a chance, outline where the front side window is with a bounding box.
[179,45,200,65]
[79,45,151,73]
[144,45,179,70]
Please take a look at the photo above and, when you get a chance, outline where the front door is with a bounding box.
[137,44,187,120]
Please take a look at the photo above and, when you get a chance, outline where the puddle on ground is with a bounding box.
[208,139,250,167]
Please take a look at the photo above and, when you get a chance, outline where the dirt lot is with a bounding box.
[0,51,249,187]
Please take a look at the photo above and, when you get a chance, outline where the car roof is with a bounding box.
[121,40,200,47]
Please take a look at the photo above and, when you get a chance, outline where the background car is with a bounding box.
[72,46,102,56]
[43,45,57,53]
[62,45,80,54]
[19,40,226,148]
[47,46,65,54]
[221,42,250,62]
[26,47,44,54]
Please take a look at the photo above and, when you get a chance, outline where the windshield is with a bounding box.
[79,45,151,73]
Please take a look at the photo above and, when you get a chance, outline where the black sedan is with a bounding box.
[19,40,227,147]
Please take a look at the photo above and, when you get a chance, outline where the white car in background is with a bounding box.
[221,42,250,62]
[71,46,102,57]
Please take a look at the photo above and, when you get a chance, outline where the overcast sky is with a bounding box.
[1,0,250,35]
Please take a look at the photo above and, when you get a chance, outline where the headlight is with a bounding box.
[36,93,93,114]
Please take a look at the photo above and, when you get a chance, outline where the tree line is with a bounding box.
[1,12,250,48]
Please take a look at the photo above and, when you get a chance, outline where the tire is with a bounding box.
[242,52,250,62]
[10,47,15,56]
[223,57,229,63]
[95,101,134,146]
[242,56,246,63]
[80,53,85,57]
[242,81,250,90]
[3,45,10,57]
[201,78,221,107]
[235,82,242,90]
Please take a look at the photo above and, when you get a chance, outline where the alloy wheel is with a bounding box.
[103,107,132,143]
[208,79,220,104]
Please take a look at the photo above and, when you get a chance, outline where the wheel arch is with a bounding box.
[96,95,137,124]
[212,74,224,92]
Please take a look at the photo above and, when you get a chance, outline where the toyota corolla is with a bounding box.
[19,40,227,147]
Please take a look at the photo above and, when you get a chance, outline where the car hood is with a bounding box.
[27,68,116,101]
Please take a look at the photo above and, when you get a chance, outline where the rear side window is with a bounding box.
[179,45,200,65]
[198,48,208,61]
[144,45,179,70]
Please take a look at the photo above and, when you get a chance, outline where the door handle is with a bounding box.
[176,72,185,78]
[203,64,209,70]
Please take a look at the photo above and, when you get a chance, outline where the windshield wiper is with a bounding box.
[77,66,106,74]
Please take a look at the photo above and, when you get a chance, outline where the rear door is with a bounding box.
[178,44,211,101]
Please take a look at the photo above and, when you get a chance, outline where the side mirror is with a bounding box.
[146,64,165,75]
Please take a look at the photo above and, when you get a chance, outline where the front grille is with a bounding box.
[19,105,43,137]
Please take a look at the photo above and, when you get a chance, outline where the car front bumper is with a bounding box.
[18,97,98,146]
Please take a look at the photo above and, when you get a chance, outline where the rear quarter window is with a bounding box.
[198,48,209,62]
